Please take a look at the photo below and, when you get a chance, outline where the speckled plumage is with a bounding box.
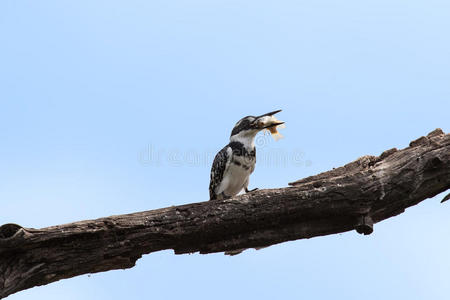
[209,141,256,200]
[209,145,230,200]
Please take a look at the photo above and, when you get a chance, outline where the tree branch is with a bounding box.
[1,129,449,298]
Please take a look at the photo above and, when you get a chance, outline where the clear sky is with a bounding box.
[1,1,449,299]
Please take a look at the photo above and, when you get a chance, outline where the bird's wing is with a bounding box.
[209,145,231,200]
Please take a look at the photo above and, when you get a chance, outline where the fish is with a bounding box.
[258,115,286,141]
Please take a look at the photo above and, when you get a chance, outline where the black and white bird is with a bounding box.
[209,110,284,200]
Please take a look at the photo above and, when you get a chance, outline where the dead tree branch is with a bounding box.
[0,129,449,298]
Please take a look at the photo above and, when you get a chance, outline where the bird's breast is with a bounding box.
[217,153,255,197]
[231,154,255,171]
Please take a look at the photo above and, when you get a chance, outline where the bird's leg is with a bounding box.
[244,178,258,193]
[221,192,231,200]
[245,187,259,193]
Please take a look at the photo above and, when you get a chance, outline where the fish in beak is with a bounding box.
[253,109,286,141]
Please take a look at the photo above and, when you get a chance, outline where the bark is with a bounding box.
[1,129,449,298]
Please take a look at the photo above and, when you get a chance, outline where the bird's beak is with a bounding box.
[256,109,282,119]
[261,121,285,129]
[254,109,284,129]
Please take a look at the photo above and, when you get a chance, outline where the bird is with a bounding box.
[209,110,284,201]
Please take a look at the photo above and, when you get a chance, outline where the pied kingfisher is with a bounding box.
[209,110,284,200]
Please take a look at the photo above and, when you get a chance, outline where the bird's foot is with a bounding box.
[245,187,259,193]
[221,192,232,200]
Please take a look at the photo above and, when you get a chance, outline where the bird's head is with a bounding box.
[230,110,284,141]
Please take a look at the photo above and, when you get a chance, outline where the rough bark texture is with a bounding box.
[1,129,449,298]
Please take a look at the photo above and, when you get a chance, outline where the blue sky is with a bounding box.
[1,1,449,299]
